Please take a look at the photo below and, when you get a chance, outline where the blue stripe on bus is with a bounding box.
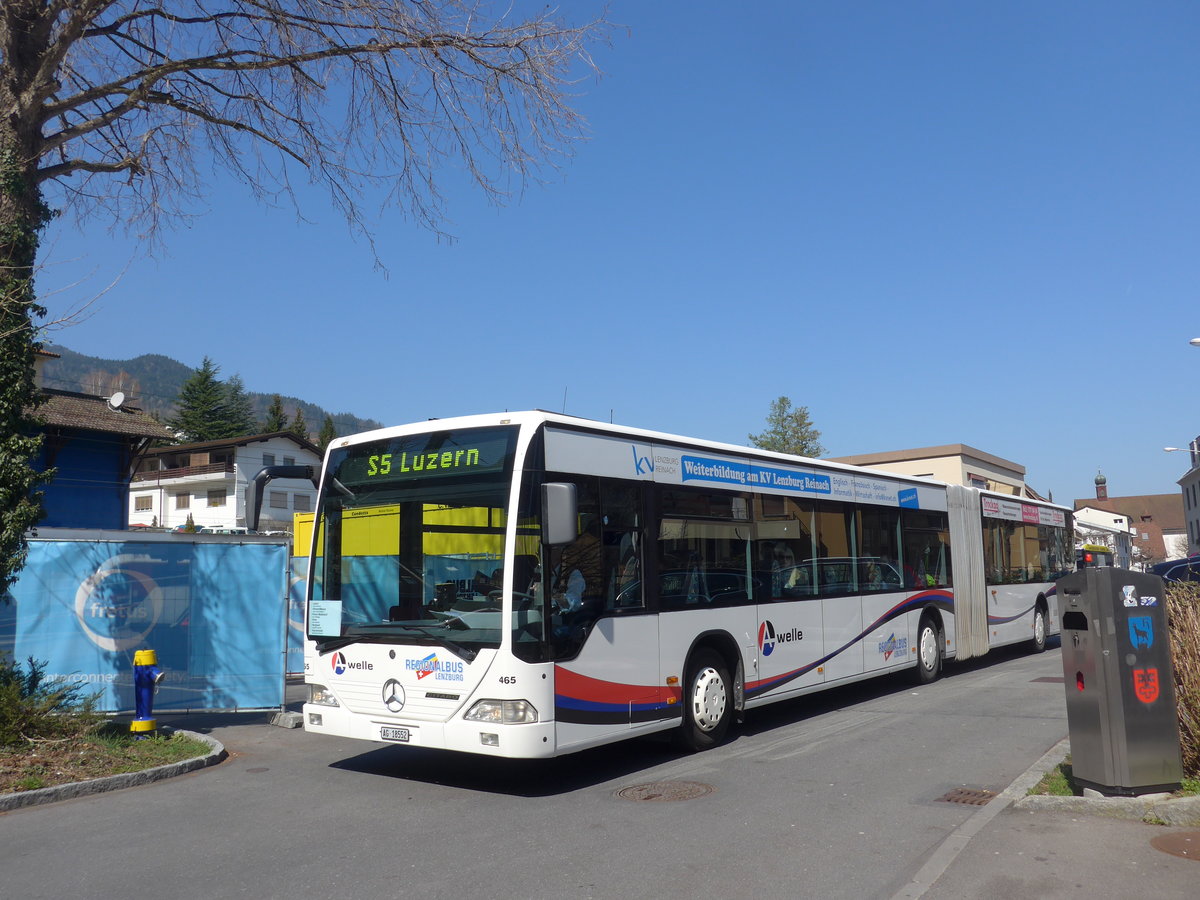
[746,589,955,699]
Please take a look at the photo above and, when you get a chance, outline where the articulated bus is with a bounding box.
[303,411,1073,758]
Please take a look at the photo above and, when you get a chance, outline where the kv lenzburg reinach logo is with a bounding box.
[74,555,164,652]
[758,620,803,657]
[382,679,405,713]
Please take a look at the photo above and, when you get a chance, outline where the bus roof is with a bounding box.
[323,410,1072,515]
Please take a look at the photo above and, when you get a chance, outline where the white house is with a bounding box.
[129,432,322,533]
[1073,505,1136,569]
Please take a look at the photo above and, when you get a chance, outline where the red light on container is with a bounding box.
[1076,672,1085,692]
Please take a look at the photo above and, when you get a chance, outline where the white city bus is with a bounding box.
[303,411,1073,758]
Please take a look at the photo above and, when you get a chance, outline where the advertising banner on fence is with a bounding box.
[1,532,289,712]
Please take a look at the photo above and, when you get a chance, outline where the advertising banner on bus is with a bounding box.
[545,428,945,510]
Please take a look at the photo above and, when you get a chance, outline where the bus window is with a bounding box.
[656,486,753,611]
[857,505,903,592]
[902,510,952,588]
[754,496,816,600]
[814,501,854,595]
[601,481,643,609]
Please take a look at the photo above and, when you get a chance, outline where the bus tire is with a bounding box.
[915,615,942,685]
[1031,605,1047,653]
[677,649,733,752]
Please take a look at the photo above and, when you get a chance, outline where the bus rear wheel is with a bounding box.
[677,649,733,752]
[915,616,942,684]
[1031,606,1047,653]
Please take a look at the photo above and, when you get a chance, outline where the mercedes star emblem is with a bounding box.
[381,679,406,713]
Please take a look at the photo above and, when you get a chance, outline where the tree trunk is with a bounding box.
[0,29,53,594]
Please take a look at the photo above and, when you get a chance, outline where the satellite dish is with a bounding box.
[107,391,126,410]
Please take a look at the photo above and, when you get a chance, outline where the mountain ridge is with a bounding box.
[41,344,385,438]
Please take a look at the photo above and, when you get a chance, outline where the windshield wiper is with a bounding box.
[315,632,392,654]
[389,622,479,662]
[317,622,478,662]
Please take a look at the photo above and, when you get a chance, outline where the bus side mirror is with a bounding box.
[542,482,579,547]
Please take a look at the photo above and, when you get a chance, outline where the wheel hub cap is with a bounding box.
[692,667,726,731]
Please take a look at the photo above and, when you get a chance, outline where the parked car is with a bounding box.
[1151,557,1200,583]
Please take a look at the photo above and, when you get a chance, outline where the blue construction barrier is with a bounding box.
[1,531,289,712]
[287,556,307,676]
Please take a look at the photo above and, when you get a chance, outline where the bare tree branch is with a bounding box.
[3,1,611,243]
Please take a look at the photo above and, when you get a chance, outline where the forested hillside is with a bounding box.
[42,345,383,438]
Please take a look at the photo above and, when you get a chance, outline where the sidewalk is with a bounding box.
[894,739,1200,899]
[923,806,1199,898]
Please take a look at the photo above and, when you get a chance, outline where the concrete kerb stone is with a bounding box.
[892,736,1199,900]
[892,737,1075,898]
[1012,738,1200,826]
[0,728,226,814]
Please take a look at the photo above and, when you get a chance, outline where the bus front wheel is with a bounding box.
[677,649,733,752]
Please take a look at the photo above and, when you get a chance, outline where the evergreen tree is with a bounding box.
[169,357,231,442]
[748,396,826,458]
[262,395,289,433]
[224,375,258,438]
[317,415,337,452]
[290,407,309,441]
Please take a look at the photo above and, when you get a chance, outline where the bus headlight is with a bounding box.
[464,699,538,724]
[308,684,340,707]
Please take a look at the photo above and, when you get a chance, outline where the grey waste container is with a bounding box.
[1056,567,1182,795]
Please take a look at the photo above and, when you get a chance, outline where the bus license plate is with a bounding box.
[380,726,411,743]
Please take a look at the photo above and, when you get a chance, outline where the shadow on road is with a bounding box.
[326,638,1061,796]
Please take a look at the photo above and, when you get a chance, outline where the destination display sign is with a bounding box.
[333,427,516,488]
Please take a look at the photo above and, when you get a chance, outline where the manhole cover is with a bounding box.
[615,781,715,802]
[1151,831,1200,861]
[937,787,997,806]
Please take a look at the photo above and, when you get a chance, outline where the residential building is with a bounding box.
[1168,441,1200,556]
[1072,490,1185,570]
[1073,506,1135,569]
[32,349,174,529]
[827,444,1038,497]
[130,432,321,533]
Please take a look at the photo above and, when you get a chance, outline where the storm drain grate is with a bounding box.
[615,781,715,802]
[937,787,997,806]
[1031,676,1065,684]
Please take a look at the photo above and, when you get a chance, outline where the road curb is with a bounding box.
[1013,739,1200,826]
[0,728,226,814]
[891,736,1071,899]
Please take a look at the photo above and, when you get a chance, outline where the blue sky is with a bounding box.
[36,1,1200,507]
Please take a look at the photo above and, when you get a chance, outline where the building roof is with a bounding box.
[37,389,173,440]
[1072,494,1184,531]
[140,430,321,458]
[826,443,1025,476]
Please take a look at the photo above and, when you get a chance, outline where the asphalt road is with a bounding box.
[0,642,1069,900]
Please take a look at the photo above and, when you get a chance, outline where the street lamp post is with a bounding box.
[1164,441,1200,470]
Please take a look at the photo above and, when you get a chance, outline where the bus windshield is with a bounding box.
[307,426,519,659]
